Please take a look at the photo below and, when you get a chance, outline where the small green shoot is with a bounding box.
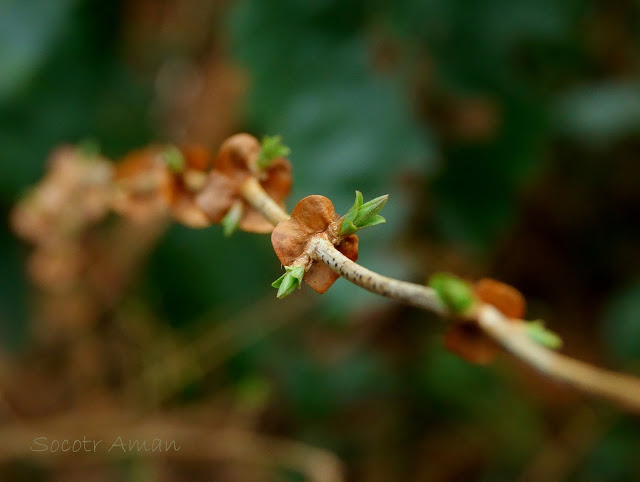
[271,265,305,299]
[257,135,291,169]
[162,145,185,173]
[339,191,389,236]
[221,201,244,237]
[428,273,475,314]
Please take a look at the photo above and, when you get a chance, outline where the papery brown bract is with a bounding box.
[444,278,526,364]
[112,147,174,222]
[11,146,114,245]
[475,278,526,319]
[112,145,216,228]
[193,170,237,223]
[181,144,212,171]
[195,133,292,233]
[271,195,359,294]
[444,322,500,365]
[214,133,262,177]
[169,144,214,228]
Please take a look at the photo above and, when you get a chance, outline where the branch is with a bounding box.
[309,236,446,314]
[243,179,640,413]
[15,140,640,414]
[477,305,640,411]
[240,177,289,225]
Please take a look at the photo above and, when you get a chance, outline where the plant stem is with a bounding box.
[309,236,447,314]
[240,177,289,225]
[477,304,640,411]
[240,174,640,413]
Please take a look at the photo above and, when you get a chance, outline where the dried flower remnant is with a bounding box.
[475,278,526,319]
[165,144,215,228]
[111,144,214,227]
[271,195,359,294]
[11,146,114,246]
[442,278,526,365]
[11,146,112,294]
[111,146,174,223]
[195,133,292,234]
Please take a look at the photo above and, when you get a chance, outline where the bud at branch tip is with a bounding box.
[221,201,244,237]
[339,191,389,236]
[257,135,291,169]
[428,273,475,314]
[272,265,305,299]
[162,145,185,173]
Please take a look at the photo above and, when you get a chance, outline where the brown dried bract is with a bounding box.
[112,147,174,222]
[112,145,216,227]
[11,146,115,298]
[168,144,214,228]
[444,322,500,365]
[271,195,359,294]
[444,278,526,364]
[474,278,526,319]
[11,146,114,245]
[195,133,292,233]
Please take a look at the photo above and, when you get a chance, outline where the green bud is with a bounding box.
[271,265,305,299]
[344,190,363,223]
[353,194,389,226]
[162,145,185,173]
[339,219,359,236]
[221,201,244,237]
[526,321,563,349]
[257,135,291,169]
[338,191,388,236]
[357,214,386,229]
[428,273,475,314]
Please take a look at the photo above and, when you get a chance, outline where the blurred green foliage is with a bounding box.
[602,281,640,361]
[2,0,640,479]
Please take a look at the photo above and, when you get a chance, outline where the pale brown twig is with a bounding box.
[240,178,640,413]
[240,176,290,226]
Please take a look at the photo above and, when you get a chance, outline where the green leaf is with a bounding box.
[162,145,185,173]
[257,135,291,169]
[272,265,305,298]
[357,214,386,229]
[339,191,389,236]
[221,201,244,237]
[526,321,563,349]
[271,273,287,289]
[339,219,358,236]
[428,273,474,314]
[344,190,363,223]
[353,194,389,226]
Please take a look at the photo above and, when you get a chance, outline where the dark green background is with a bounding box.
[2,0,640,480]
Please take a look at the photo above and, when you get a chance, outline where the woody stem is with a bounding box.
[308,236,446,314]
[477,305,640,410]
[241,176,640,413]
[240,177,289,226]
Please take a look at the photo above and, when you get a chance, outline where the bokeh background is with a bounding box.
[2,0,640,480]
